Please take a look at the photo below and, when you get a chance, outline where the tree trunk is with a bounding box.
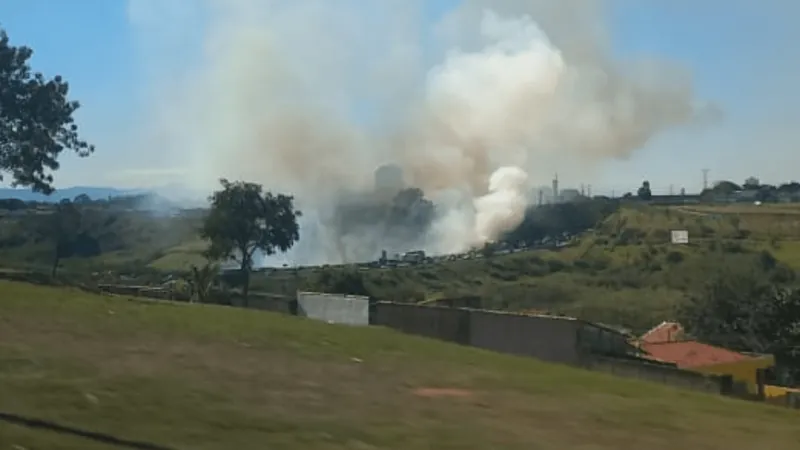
[51,251,60,278]
[240,259,251,307]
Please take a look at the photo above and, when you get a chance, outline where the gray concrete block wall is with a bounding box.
[373,302,470,344]
[579,354,725,394]
[469,311,583,365]
[245,294,295,315]
[296,291,370,326]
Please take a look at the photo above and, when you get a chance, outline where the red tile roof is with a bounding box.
[641,321,684,344]
[640,340,753,368]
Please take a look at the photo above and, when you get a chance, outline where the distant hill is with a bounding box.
[0,184,207,206]
[0,186,146,202]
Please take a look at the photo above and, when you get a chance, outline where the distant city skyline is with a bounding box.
[1,169,792,203]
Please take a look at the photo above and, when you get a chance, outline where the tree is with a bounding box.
[712,180,741,195]
[637,181,652,200]
[743,176,760,190]
[388,187,434,229]
[329,186,435,262]
[678,268,800,384]
[73,193,92,204]
[312,268,371,297]
[778,182,800,194]
[201,179,301,303]
[0,198,26,211]
[47,199,82,277]
[756,184,777,203]
[188,261,219,303]
[503,197,619,246]
[0,28,94,194]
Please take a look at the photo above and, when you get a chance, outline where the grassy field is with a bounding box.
[1,280,799,450]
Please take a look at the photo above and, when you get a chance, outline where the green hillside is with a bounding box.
[256,203,800,331]
[4,202,800,331]
[1,280,798,450]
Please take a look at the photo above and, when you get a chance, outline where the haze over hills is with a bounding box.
[0,184,207,205]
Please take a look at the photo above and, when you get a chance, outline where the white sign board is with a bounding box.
[671,230,689,244]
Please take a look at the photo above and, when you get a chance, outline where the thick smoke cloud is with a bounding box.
[127,0,714,265]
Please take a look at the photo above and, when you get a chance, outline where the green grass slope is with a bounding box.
[1,281,799,449]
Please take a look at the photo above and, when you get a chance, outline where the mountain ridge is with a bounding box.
[0,185,207,205]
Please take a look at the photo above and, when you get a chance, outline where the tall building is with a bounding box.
[374,164,405,194]
[552,174,559,203]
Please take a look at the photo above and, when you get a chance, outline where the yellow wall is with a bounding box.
[764,384,800,400]
[690,356,775,394]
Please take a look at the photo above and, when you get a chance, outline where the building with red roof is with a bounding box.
[637,322,775,396]
[640,321,684,344]
[640,340,755,369]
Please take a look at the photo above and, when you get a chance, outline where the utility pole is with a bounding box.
[702,169,710,191]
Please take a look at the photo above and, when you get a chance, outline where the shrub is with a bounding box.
[665,251,684,264]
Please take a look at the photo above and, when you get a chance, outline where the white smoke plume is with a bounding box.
[126,0,715,265]
[474,167,530,244]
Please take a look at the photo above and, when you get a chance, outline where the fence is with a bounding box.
[220,291,370,325]
[579,354,727,394]
[239,292,296,315]
[98,284,180,300]
[95,285,371,326]
[296,291,370,326]
[86,287,765,398]
[469,309,583,365]
[372,302,730,395]
[372,302,470,344]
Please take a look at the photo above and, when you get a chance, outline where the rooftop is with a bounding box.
[641,340,754,368]
[640,321,684,344]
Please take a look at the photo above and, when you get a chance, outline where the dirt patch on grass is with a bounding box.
[412,387,473,398]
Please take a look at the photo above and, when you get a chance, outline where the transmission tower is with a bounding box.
[702,169,710,191]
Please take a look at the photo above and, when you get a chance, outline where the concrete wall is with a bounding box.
[373,302,470,344]
[765,384,800,401]
[580,354,726,394]
[98,284,180,300]
[429,296,482,309]
[576,323,639,356]
[373,302,734,395]
[242,293,296,315]
[469,310,582,365]
[770,391,800,409]
[296,291,370,326]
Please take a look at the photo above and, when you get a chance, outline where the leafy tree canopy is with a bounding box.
[711,180,741,194]
[678,263,800,381]
[0,28,94,194]
[201,179,301,297]
[637,181,652,200]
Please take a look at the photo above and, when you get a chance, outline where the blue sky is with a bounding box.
[2,0,798,195]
